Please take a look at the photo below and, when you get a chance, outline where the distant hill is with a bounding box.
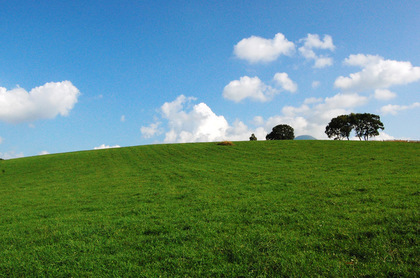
[295,135,317,140]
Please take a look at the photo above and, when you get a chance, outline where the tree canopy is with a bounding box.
[325,113,384,141]
[266,124,294,140]
[351,113,385,141]
[325,114,352,140]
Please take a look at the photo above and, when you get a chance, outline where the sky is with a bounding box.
[1,0,419,159]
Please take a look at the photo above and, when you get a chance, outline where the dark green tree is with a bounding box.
[249,133,257,141]
[325,113,385,141]
[351,113,384,141]
[325,115,352,140]
[266,124,294,140]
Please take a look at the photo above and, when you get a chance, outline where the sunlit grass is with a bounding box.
[0,141,418,276]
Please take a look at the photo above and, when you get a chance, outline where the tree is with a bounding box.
[266,124,294,140]
[249,133,257,141]
[325,112,385,141]
[325,115,352,140]
[351,113,384,141]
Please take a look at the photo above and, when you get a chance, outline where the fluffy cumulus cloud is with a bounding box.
[322,92,367,116]
[0,81,80,124]
[94,144,121,150]
[143,95,264,143]
[273,72,297,93]
[223,73,297,102]
[380,102,420,115]
[374,89,397,101]
[223,76,277,102]
[335,54,420,92]
[160,95,230,143]
[299,34,335,68]
[233,33,295,63]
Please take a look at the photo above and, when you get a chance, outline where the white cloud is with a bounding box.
[38,150,50,155]
[160,95,230,143]
[314,56,334,68]
[370,132,395,141]
[223,73,297,102]
[374,89,397,101]
[141,122,162,138]
[0,151,24,160]
[380,102,420,115]
[120,115,126,122]
[145,95,268,143]
[335,54,420,92]
[301,34,335,50]
[319,93,368,110]
[223,76,277,102]
[299,34,335,68]
[94,144,121,150]
[273,72,297,93]
[233,33,295,63]
[0,81,80,124]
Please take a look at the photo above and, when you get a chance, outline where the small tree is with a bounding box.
[351,113,384,141]
[325,115,352,140]
[266,124,294,140]
[249,133,257,141]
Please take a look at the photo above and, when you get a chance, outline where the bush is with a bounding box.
[266,124,294,140]
[217,141,234,146]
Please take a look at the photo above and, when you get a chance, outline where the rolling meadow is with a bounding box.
[0,141,418,277]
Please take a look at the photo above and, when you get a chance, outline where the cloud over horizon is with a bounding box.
[143,89,373,144]
[0,81,80,124]
[94,144,121,150]
[142,95,264,143]
[160,95,230,143]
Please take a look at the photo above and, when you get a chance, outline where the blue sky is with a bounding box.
[1,0,419,158]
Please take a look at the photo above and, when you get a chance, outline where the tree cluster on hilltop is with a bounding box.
[249,113,383,142]
[325,113,384,141]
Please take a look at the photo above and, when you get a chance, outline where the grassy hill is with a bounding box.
[0,141,418,277]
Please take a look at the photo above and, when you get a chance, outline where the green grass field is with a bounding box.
[0,141,418,277]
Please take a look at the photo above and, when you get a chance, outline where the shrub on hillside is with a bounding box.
[266,124,294,140]
[217,141,234,146]
[249,134,257,141]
